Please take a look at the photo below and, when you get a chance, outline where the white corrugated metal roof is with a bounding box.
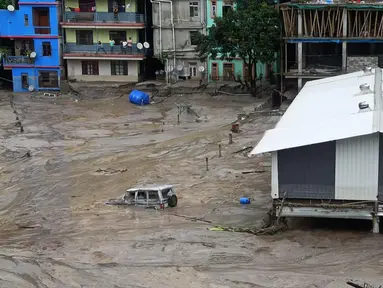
[251,69,381,155]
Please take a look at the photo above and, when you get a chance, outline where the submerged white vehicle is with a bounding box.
[107,184,178,209]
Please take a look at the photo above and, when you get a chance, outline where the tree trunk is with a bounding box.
[248,61,257,97]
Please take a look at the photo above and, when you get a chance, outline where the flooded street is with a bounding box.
[0,92,382,288]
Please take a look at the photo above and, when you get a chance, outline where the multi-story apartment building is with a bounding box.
[281,1,383,91]
[151,0,206,80]
[0,0,61,92]
[206,0,270,82]
[61,0,146,82]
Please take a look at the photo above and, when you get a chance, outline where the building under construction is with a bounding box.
[280,1,383,91]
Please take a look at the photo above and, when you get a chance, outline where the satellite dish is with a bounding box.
[198,66,205,72]
[29,51,36,58]
[137,43,143,50]
[143,42,150,49]
[176,65,183,71]
[7,5,14,11]
[28,85,34,92]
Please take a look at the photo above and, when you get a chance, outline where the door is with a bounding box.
[223,63,233,81]
[21,73,28,89]
[211,62,218,80]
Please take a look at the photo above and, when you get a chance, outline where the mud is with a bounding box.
[0,92,381,288]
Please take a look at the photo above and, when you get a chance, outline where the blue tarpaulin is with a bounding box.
[129,90,150,106]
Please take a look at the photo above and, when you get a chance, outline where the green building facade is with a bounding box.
[206,0,277,82]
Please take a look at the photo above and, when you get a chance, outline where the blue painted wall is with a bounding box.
[0,5,59,37]
[0,2,61,92]
[12,67,60,92]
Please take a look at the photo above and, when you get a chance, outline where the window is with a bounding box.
[211,0,217,18]
[38,71,59,88]
[42,42,51,56]
[82,61,99,75]
[111,60,128,75]
[24,14,28,26]
[109,31,126,45]
[189,31,199,46]
[189,62,197,77]
[223,4,233,16]
[223,63,234,81]
[189,2,199,17]
[21,74,28,89]
[76,30,93,45]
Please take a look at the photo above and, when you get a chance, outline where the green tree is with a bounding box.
[195,0,280,97]
[0,0,11,9]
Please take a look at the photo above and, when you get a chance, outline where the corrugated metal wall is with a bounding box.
[277,142,336,199]
[271,152,279,199]
[335,134,379,201]
[377,133,383,201]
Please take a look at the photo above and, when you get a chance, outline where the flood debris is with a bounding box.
[22,151,31,158]
[16,223,41,229]
[232,146,253,155]
[93,168,127,175]
[209,223,287,236]
[241,170,265,174]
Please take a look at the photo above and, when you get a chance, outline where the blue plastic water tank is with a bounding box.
[240,197,250,204]
[129,90,150,106]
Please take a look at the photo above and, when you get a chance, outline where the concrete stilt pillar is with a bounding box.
[342,42,347,73]
[373,215,379,234]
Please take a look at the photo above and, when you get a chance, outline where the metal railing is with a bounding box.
[64,43,146,55]
[64,12,145,23]
[3,56,34,65]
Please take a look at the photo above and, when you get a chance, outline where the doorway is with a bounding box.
[32,8,50,34]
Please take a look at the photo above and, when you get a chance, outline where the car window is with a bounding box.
[137,191,146,200]
[148,191,159,200]
[161,188,170,198]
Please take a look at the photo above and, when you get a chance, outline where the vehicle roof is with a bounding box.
[126,184,173,192]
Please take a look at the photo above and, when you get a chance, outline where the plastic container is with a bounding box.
[129,90,150,106]
[240,197,250,204]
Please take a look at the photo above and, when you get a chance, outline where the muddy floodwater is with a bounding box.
[0,92,382,288]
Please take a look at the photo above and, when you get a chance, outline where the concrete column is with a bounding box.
[298,9,303,90]
[342,8,347,73]
[342,42,347,73]
[373,215,380,234]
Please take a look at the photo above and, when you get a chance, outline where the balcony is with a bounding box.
[34,26,51,35]
[63,43,147,60]
[3,56,34,67]
[62,12,145,28]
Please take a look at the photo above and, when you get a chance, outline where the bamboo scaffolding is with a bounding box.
[281,7,383,38]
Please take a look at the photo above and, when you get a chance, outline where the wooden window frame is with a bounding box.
[82,60,99,75]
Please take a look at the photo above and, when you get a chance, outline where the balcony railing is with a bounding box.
[64,43,146,55]
[63,12,145,23]
[3,56,34,65]
[34,26,51,34]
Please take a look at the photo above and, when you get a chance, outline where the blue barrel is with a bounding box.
[129,90,150,106]
[240,197,250,204]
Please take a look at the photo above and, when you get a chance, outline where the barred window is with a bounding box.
[82,61,99,75]
[111,60,128,75]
